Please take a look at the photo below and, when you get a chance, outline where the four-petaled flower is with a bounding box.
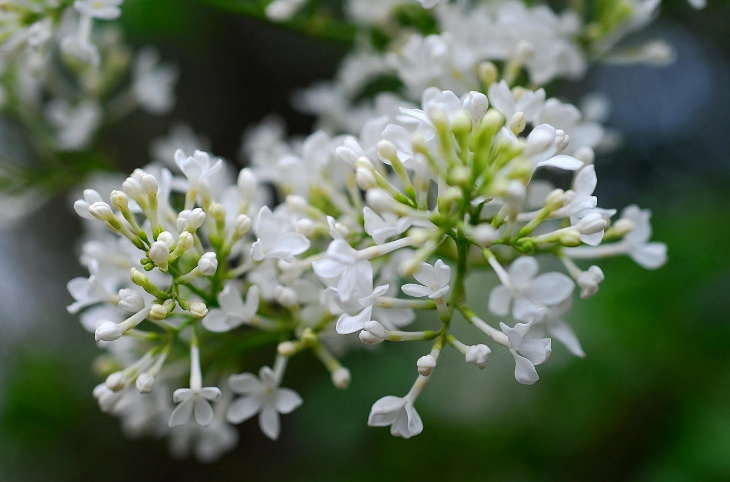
[203,283,261,333]
[401,259,451,299]
[251,206,310,262]
[226,367,303,441]
[174,149,223,188]
[367,395,423,439]
[500,320,552,385]
[489,257,574,321]
[169,386,222,428]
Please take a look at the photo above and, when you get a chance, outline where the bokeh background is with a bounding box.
[1,1,729,480]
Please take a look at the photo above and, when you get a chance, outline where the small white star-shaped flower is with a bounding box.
[401,259,451,299]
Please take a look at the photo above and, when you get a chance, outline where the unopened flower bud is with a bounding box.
[336,139,363,169]
[209,203,226,221]
[577,212,608,235]
[465,344,491,369]
[355,156,374,170]
[366,189,398,213]
[238,168,258,196]
[110,190,129,210]
[186,208,206,230]
[95,321,123,342]
[122,177,144,200]
[118,289,145,313]
[177,231,194,250]
[478,61,498,85]
[286,195,309,211]
[545,189,565,210]
[198,252,218,276]
[480,109,505,132]
[560,229,582,247]
[130,267,149,286]
[509,112,526,135]
[334,222,349,237]
[331,367,351,390]
[359,330,384,345]
[140,174,158,194]
[356,168,377,190]
[274,285,298,307]
[574,147,595,165]
[555,129,570,152]
[473,224,498,245]
[612,218,635,236]
[364,320,387,339]
[461,91,489,122]
[277,341,298,357]
[235,214,252,235]
[149,241,170,270]
[189,302,208,319]
[577,265,605,299]
[296,218,316,237]
[417,354,437,376]
[148,304,168,321]
[157,231,174,248]
[377,139,398,163]
[525,127,555,157]
[136,373,155,394]
[451,110,472,136]
[429,108,449,133]
[89,201,114,221]
[106,371,126,391]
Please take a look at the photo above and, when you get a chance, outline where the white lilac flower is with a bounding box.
[488,81,545,124]
[73,189,104,220]
[67,260,119,314]
[251,206,310,263]
[169,346,222,428]
[489,257,574,322]
[401,260,451,299]
[226,367,302,441]
[363,207,415,245]
[367,395,423,439]
[500,320,552,385]
[203,284,260,333]
[174,149,223,189]
[45,99,102,151]
[312,239,360,302]
[534,297,585,358]
[132,47,179,114]
[74,0,124,20]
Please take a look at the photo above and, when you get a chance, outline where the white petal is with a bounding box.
[193,397,215,426]
[335,306,373,334]
[312,257,348,279]
[537,155,584,170]
[401,284,432,297]
[202,309,240,332]
[275,388,303,414]
[549,319,585,358]
[513,353,540,385]
[519,338,551,365]
[512,296,540,322]
[509,257,539,287]
[226,395,262,424]
[271,232,310,256]
[629,242,667,270]
[259,404,281,440]
[199,387,222,401]
[228,373,262,394]
[217,283,247,314]
[168,398,193,427]
[528,273,575,305]
[574,165,597,196]
[405,403,423,438]
[488,285,512,316]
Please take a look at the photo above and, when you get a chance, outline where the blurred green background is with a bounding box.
[1,1,729,481]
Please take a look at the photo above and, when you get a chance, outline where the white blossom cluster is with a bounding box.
[69,71,666,455]
[0,0,178,225]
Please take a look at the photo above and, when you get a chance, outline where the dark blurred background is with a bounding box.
[1,1,729,481]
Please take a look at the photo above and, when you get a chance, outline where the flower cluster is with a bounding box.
[69,68,666,456]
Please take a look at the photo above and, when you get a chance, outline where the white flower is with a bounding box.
[500,320,552,385]
[363,207,415,245]
[489,257,574,321]
[553,164,599,218]
[617,205,667,269]
[577,265,604,299]
[203,284,260,333]
[73,189,104,220]
[132,47,178,114]
[488,80,545,122]
[168,387,222,428]
[250,206,310,262]
[312,239,359,301]
[331,260,414,333]
[535,297,585,358]
[226,367,302,441]
[66,261,118,314]
[367,395,423,439]
[465,344,491,369]
[401,259,451,299]
[45,99,102,151]
[173,150,223,188]
[74,0,123,20]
